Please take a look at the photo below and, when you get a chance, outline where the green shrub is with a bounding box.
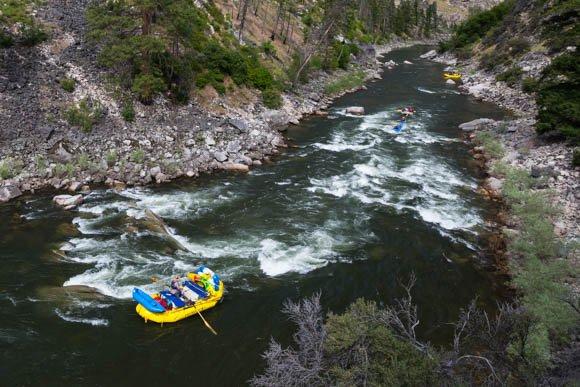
[65,98,103,132]
[248,66,274,91]
[475,131,505,158]
[53,163,75,177]
[536,52,579,141]
[35,155,47,172]
[0,160,12,179]
[121,101,135,122]
[497,66,523,86]
[507,37,530,56]
[522,77,539,93]
[76,153,90,170]
[573,148,580,167]
[20,24,47,46]
[106,150,117,167]
[60,78,76,92]
[130,149,145,163]
[132,74,166,104]
[0,158,23,179]
[261,41,276,56]
[0,31,14,47]
[261,88,282,109]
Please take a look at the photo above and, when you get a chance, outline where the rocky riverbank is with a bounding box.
[429,51,579,244]
[0,21,431,205]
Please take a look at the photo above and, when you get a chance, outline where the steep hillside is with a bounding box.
[0,0,447,201]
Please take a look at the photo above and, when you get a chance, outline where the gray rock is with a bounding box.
[226,141,241,154]
[228,119,248,132]
[420,50,437,59]
[68,181,82,192]
[458,118,496,132]
[262,110,288,127]
[0,185,22,202]
[213,151,228,162]
[53,194,83,208]
[149,166,161,177]
[486,177,503,192]
[205,136,216,146]
[446,79,456,85]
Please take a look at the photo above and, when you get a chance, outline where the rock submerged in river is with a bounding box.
[458,118,496,132]
[53,194,83,209]
[221,162,250,172]
[346,106,365,115]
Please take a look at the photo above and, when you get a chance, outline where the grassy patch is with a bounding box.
[105,150,117,167]
[130,149,145,164]
[324,70,366,95]
[60,78,76,92]
[475,131,505,158]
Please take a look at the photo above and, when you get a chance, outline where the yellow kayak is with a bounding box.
[443,72,462,80]
[134,269,224,324]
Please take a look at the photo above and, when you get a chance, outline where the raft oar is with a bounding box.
[195,308,218,335]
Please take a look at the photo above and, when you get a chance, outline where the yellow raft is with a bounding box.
[443,72,462,80]
[135,272,224,324]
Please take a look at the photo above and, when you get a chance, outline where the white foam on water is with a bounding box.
[119,186,236,219]
[417,87,436,94]
[54,309,109,327]
[257,231,336,276]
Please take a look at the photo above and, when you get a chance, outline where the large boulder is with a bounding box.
[0,185,22,202]
[53,194,83,209]
[446,79,456,85]
[458,118,496,132]
[346,106,365,115]
[420,50,437,59]
[227,118,248,133]
[262,110,288,128]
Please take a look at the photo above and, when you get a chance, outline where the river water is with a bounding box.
[0,46,506,385]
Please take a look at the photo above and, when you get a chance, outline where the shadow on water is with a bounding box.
[0,46,508,386]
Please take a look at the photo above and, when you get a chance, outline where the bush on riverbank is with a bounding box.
[493,161,578,342]
[535,52,580,141]
[251,274,571,385]
[324,70,366,95]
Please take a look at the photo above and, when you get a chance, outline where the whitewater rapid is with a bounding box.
[32,101,488,307]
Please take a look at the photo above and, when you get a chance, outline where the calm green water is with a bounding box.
[0,46,506,386]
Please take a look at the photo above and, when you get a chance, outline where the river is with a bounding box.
[0,46,506,385]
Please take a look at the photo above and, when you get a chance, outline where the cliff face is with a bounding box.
[435,0,503,24]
